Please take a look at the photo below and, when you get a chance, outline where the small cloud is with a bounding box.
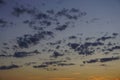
[69,36,77,39]
[100,56,119,62]
[13,50,40,58]
[57,63,75,66]
[84,59,98,63]
[0,64,20,70]
[33,64,48,68]
[0,18,7,27]
[97,36,115,41]
[51,51,64,58]
[13,51,31,58]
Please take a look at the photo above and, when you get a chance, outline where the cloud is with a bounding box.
[55,24,68,31]
[68,41,104,55]
[13,50,40,58]
[12,6,36,17]
[33,63,58,71]
[112,33,119,36]
[83,59,98,64]
[16,31,54,48]
[83,42,104,46]
[69,36,77,39]
[32,60,75,71]
[83,56,120,64]
[0,54,12,57]
[13,51,31,58]
[57,63,75,66]
[43,60,66,65]
[12,7,26,17]
[107,46,120,52]
[0,18,7,27]
[43,61,74,67]
[68,43,79,50]
[33,64,48,68]
[55,8,86,20]
[0,64,20,70]
[96,36,115,41]
[100,56,119,62]
[35,12,50,20]
[51,51,64,58]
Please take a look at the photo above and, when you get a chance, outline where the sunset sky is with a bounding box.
[0,0,120,80]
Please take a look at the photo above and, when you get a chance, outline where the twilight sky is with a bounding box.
[0,0,120,80]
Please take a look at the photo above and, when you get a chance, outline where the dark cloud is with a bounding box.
[82,42,104,47]
[43,60,66,66]
[112,33,119,36]
[100,56,119,62]
[13,50,40,58]
[85,37,95,41]
[51,51,64,58]
[0,18,7,27]
[68,36,77,39]
[0,54,12,57]
[45,68,57,71]
[33,64,48,68]
[12,7,26,17]
[70,8,79,13]
[107,42,113,46]
[84,59,98,63]
[107,46,120,52]
[3,42,8,45]
[35,12,50,20]
[84,56,120,64]
[40,20,51,26]
[12,6,36,17]
[97,36,115,41]
[32,49,40,54]
[55,8,86,20]
[13,51,30,58]
[57,63,75,66]
[69,43,93,55]
[16,31,54,48]
[68,43,79,50]
[68,40,105,55]
[33,60,74,71]
[0,64,20,70]
[47,40,61,46]
[56,45,60,49]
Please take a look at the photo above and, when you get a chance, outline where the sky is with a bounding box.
[0,0,120,80]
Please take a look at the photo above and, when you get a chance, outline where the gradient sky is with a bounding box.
[0,0,120,80]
